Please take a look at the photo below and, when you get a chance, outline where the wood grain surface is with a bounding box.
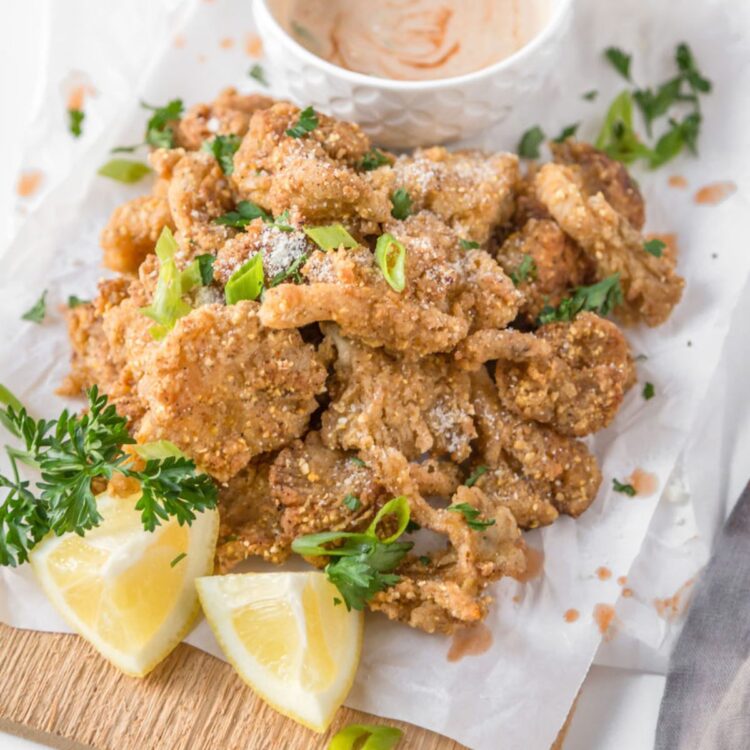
[0,623,467,750]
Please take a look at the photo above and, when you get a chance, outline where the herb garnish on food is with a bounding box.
[375,233,407,293]
[67,295,90,309]
[538,274,623,324]
[248,63,268,87]
[110,99,184,154]
[21,291,47,324]
[553,123,580,143]
[612,478,636,496]
[518,125,545,159]
[0,386,217,567]
[292,497,414,611]
[644,239,666,257]
[225,253,264,304]
[604,47,632,80]
[447,502,495,531]
[459,239,480,250]
[68,109,84,138]
[360,148,390,171]
[390,188,413,220]
[510,254,537,286]
[642,382,655,400]
[343,494,361,512]
[201,134,241,175]
[304,224,358,251]
[464,466,488,488]
[285,106,319,138]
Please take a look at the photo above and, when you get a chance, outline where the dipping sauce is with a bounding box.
[271,0,552,81]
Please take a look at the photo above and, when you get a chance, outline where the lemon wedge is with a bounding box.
[30,489,218,677]
[197,572,363,732]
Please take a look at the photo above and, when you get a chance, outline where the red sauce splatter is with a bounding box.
[654,579,695,621]
[622,588,634,598]
[173,34,186,49]
[596,566,612,581]
[594,603,616,640]
[245,33,263,57]
[694,181,737,206]
[447,623,493,662]
[219,36,235,50]
[668,175,688,189]
[629,468,659,497]
[511,546,544,583]
[563,609,579,623]
[16,170,43,197]
[617,576,627,586]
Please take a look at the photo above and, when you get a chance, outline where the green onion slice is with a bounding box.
[304,224,358,251]
[375,233,406,293]
[132,440,186,461]
[224,252,264,304]
[97,159,151,184]
[328,724,403,750]
[366,496,410,544]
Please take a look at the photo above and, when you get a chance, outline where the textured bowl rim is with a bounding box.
[254,0,572,90]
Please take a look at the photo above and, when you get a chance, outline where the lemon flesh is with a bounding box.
[197,572,363,732]
[31,490,218,677]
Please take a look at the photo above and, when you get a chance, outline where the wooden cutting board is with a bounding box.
[0,623,467,750]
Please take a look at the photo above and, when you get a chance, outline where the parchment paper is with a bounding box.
[1,1,750,748]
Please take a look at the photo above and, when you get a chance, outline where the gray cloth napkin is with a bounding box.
[655,480,750,749]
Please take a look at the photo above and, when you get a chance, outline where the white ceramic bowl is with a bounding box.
[253,0,573,149]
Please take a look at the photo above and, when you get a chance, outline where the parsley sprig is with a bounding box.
[285,106,318,138]
[292,497,414,610]
[0,386,217,567]
[447,502,496,531]
[538,274,623,325]
[111,99,185,154]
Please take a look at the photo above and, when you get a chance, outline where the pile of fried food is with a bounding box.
[62,88,684,635]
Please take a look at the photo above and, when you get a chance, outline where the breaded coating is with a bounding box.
[320,327,476,462]
[470,367,601,527]
[535,163,684,326]
[495,218,592,321]
[167,150,236,258]
[551,140,645,230]
[260,212,519,356]
[489,312,635,436]
[215,457,290,573]
[100,195,175,274]
[136,301,326,482]
[270,432,386,538]
[232,102,392,228]
[366,448,525,633]
[392,147,519,244]
[175,87,275,151]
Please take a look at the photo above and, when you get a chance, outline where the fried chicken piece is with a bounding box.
[215,457,290,573]
[270,432,387,538]
[495,218,593,321]
[174,87,275,151]
[232,102,392,229]
[551,140,645,230]
[100,195,175,274]
[365,448,525,633]
[470,367,601,527]
[392,147,519,244]
[535,163,684,326]
[463,312,634,437]
[320,327,476,462]
[166,150,236,258]
[136,301,326,482]
[260,212,519,356]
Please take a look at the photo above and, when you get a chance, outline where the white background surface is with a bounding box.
[1,2,749,749]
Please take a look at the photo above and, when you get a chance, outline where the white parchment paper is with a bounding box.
[1,1,750,748]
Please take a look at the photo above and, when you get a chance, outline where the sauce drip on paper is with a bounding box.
[272,0,551,80]
[511,546,544,583]
[694,181,737,206]
[447,622,493,661]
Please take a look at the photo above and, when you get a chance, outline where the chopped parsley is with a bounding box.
[582,89,599,101]
[518,126,545,159]
[67,295,89,309]
[447,502,495,531]
[21,291,47,324]
[292,497,413,610]
[612,478,636,496]
[390,188,412,220]
[418,555,431,566]
[269,253,308,288]
[68,109,84,138]
[360,148,390,171]
[348,456,367,468]
[143,98,184,149]
[464,466,488,488]
[459,238,480,250]
[343,494,361,512]
[248,63,268,87]
[170,552,187,568]
[97,159,151,184]
[553,122,580,143]
[538,273,623,324]
[510,254,537,286]
[201,134,241,175]
[643,382,655,400]
[285,106,318,138]
[224,253,264,304]
[604,47,632,80]
[644,238,666,257]
[215,200,271,227]
[375,233,406,293]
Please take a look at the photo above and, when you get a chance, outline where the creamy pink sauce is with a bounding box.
[272,0,551,81]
